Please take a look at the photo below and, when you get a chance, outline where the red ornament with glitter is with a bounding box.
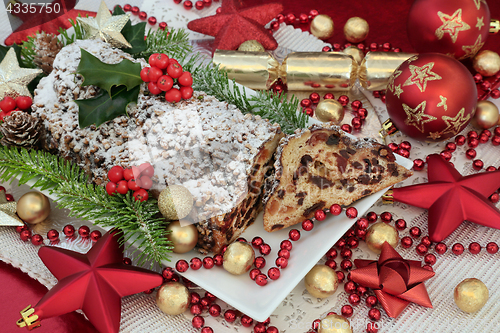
[407,0,490,59]
[385,54,477,142]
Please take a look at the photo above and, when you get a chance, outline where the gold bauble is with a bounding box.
[304,265,339,299]
[166,220,199,254]
[342,46,365,64]
[156,281,190,315]
[310,15,334,40]
[223,241,255,275]
[344,17,369,43]
[473,50,500,77]
[365,222,399,254]
[318,314,353,333]
[315,99,345,124]
[238,40,266,52]
[16,191,50,224]
[472,101,499,129]
[158,185,193,221]
[454,278,489,313]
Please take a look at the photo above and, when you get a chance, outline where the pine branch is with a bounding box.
[0,146,172,266]
[139,28,192,61]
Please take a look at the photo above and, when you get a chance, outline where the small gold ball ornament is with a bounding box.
[344,17,369,43]
[454,278,489,313]
[158,185,193,221]
[343,46,365,64]
[318,314,353,333]
[315,99,345,124]
[238,40,266,52]
[304,265,339,299]
[310,14,334,40]
[16,191,51,224]
[156,281,190,315]
[472,101,499,129]
[365,222,399,254]
[166,220,199,254]
[473,50,500,77]
[223,241,255,275]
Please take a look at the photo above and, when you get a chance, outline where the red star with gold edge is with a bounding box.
[16,230,163,333]
[5,0,95,45]
[351,242,435,318]
[187,0,283,52]
[391,154,500,242]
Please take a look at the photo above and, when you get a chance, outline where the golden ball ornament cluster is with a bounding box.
[158,185,193,221]
[318,314,353,333]
[472,101,499,130]
[473,50,500,77]
[454,278,489,313]
[304,265,339,299]
[343,17,369,43]
[365,222,399,254]
[166,220,199,254]
[223,241,255,275]
[156,281,190,315]
[310,14,334,40]
[315,99,345,124]
[16,191,51,224]
[238,40,266,52]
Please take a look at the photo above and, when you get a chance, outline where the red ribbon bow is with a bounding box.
[350,242,435,318]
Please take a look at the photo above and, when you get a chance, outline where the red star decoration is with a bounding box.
[392,154,500,242]
[17,230,162,333]
[187,0,283,52]
[5,0,95,45]
[351,242,435,318]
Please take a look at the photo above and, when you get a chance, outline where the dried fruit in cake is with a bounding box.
[263,123,412,232]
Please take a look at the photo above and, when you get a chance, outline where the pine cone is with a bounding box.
[0,111,41,148]
[33,32,63,74]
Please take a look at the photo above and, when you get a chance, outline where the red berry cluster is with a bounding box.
[140,53,193,102]
[105,163,154,202]
[0,96,32,121]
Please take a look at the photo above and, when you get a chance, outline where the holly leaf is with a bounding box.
[113,6,147,55]
[76,85,140,128]
[77,49,142,95]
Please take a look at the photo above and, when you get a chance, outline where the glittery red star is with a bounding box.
[5,0,95,45]
[187,0,283,52]
[392,154,500,242]
[17,231,162,333]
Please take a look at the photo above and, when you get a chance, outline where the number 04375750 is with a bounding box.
[6,2,61,14]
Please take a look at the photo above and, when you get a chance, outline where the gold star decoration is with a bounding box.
[0,190,23,227]
[461,35,485,59]
[394,84,404,98]
[403,62,442,93]
[387,69,402,93]
[437,95,448,111]
[77,1,131,49]
[427,132,443,141]
[435,9,471,43]
[403,101,437,133]
[476,16,485,30]
[442,108,471,135]
[0,49,42,100]
[473,0,486,10]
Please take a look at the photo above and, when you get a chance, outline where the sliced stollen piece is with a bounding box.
[263,123,412,232]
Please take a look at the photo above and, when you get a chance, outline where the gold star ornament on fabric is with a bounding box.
[0,49,42,100]
[0,190,23,227]
[77,1,131,49]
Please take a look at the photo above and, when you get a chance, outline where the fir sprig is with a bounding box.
[0,146,172,266]
[140,28,192,61]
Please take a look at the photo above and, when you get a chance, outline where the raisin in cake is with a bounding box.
[263,123,412,232]
[32,40,284,253]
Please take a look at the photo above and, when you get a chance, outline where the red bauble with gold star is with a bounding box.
[385,53,477,142]
[407,0,490,59]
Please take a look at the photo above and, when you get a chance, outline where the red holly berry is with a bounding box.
[15,96,32,110]
[178,71,193,86]
[167,63,183,78]
[148,66,163,82]
[123,166,140,181]
[139,162,154,177]
[157,75,174,91]
[180,86,193,100]
[128,178,141,191]
[155,53,170,69]
[106,182,117,195]
[148,81,161,95]
[140,67,151,82]
[165,88,181,103]
[133,189,149,202]
[116,180,129,194]
[140,176,152,190]
[0,96,16,112]
[107,165,124,183]
[148,53,159,67]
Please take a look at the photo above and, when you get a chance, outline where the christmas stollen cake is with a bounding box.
[263,123,412,232]
[32,40,284,253]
